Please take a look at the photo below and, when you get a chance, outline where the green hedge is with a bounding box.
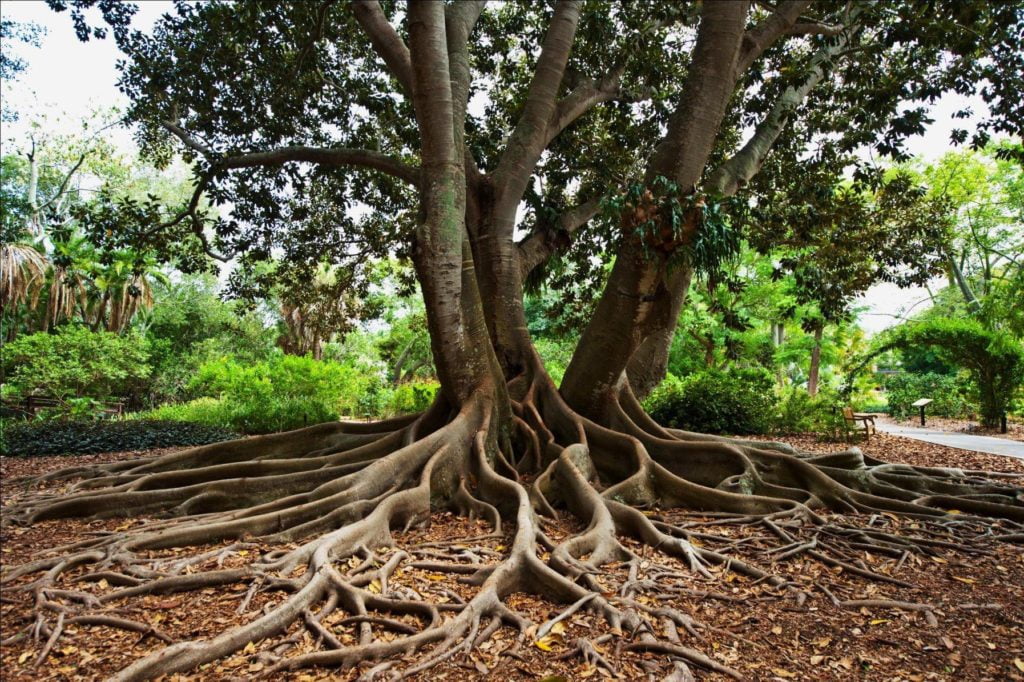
[1,326,150,415]
[884,372,972,420]
[1,419,238,456]
[644,368,776,435]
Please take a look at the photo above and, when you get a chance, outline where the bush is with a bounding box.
[884,372,972,420]
[388,380,439,415]
[0,419,238,456]
[644,368,776,435]
[132,397,232,426]
[1,326,150,410]
[186,353,381,433]
[772,386,846,437]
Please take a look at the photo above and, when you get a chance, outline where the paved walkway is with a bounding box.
[874,421,1024,460]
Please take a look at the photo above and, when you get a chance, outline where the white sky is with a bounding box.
[1,1,989,334]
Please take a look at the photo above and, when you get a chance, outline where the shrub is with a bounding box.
[132,397,231,426]
[186,353,381,433]
[644,369,776,435]
[1,326,150,408]
[884,372,972,420]
[0,419,238,456]
[388,380,439,415]
[772,386,845,437]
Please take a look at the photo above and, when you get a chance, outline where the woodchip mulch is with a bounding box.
[2,436,1022,681]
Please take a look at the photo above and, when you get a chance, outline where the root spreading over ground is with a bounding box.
[2,372,1023,680]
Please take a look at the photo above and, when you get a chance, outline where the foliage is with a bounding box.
[644,368,775,435]
[1,325,149,403]
[772,386,846,438]
[387,381,438,416]
[0,418,237,457]
[874,318,1024,427]
[187,353,381,433]
[132,396,232,428]
[139,275,276,406]
[884,372,972,421]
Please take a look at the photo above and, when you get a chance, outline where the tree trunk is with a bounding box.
[561,0,749,418]
[807,325,823,397]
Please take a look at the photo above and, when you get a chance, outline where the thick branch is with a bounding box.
[494,0,582,207]
[350,0,414,94]
[736,1,813,74]
[517,195,602,279]
[707,9,861,196]
[544,67,625,147]
[218,146,419,185]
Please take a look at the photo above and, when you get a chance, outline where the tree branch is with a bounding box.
[544,66,626,147]
[218,146,420,184]
[160,121,419,184]
[736,1,813,74]
[517,195,602,278]
[494,0,583,195]
[350,0,414,94]
[707,10,862,196]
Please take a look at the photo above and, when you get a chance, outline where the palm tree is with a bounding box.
[0,241,47,311]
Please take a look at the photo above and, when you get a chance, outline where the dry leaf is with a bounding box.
[1014,658,1024,673]
[771,625,783,635]
[869,619,890,625]
[771,668,797,678]
[18,651,32,664]
[533,634,564,652]
[243,641,257,655]
[951,576,976,585]
[368,578,382,593]
[810,655,824,665]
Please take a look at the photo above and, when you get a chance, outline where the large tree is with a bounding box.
[6,2,1024,679]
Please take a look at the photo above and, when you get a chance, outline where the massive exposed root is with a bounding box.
[2,367,1022,680]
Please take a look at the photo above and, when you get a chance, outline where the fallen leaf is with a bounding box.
[1014,658,1024,673]
[869,619,890,625]
[533,634,563,651]
[368,578,382,593]
[771,668,797,678]
[810,655,824,665]
[18,651,32,664]
[771,625,783,635]
[243,641,256,655]
[550,621,567,635]
[951,576,976,585]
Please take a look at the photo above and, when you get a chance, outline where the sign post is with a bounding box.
[912,398,933,427]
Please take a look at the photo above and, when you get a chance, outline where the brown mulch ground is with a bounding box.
[2,436,1023,681]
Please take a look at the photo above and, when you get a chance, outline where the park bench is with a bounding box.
[842,407,876,441]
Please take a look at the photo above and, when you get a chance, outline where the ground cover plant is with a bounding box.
[1,1,1023,681]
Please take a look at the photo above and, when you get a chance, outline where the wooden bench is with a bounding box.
[842,407,876,441]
